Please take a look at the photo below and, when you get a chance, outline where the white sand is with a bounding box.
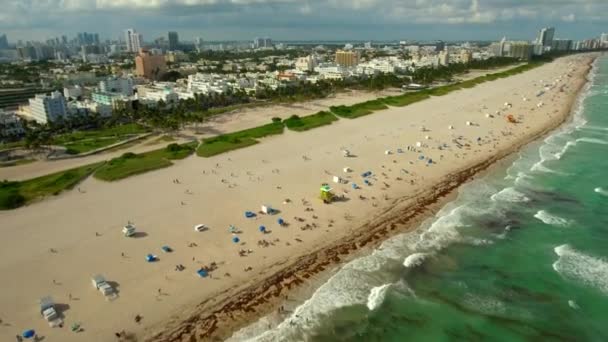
[0,54,593,341]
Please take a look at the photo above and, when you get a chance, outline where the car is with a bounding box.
[194,224,208,232]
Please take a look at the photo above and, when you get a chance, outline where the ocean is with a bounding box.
[230,55,608,342]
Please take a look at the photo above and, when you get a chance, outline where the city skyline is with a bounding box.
[1,0,607,42]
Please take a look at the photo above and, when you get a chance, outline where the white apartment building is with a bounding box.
[28,91,68,124]
[137,83,179,105]
[187,73,229,94]
[295,55,317,72]
[125,29,143,53]
[99,76,134,96]
[64,85,83,100]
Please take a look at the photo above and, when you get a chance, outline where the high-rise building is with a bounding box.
[168,31,179,51]
[335,50,360,67]
[295,55,317,72]
[551,39,573,52]
[253,37,273,49]
[135,49,167,80]
[601,33,608,48]
[27,91,68,124]
[125,29,143,53]
[508,42,533,61]
[460,50,473,64]
[0,34,8,49]
[439,47,450,66]
[537,27,555,47]
[195,37,204,52]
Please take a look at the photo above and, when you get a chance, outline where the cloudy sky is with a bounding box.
[1,0,607,43]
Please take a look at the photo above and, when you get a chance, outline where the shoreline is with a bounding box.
[145,56,596,342]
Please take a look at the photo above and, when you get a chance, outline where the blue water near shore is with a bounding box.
[234,55,608,342]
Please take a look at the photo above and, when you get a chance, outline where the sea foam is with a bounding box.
[534,210,571,226]
[490,187,530,203]
[553,244,608,294]
[367,284,391,311]
[403,253,429,268]
[595,187,608,196]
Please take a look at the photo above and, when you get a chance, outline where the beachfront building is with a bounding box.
[460,50,473,63]
[99,76,134,96]
[27,91,68,123]
[508,42,534,61]
[335,50,360,67]
[537,27,555,48]
[137,83,179,106]
[135,49,167,81]
[187,73,229,94]
[315,63,348,80]
[551,39,573,52]
[439,48,450,66]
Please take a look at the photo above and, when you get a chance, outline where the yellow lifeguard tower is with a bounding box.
[320,184,334,204]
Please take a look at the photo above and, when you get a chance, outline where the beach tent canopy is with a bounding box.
[244,211,256,218]
[161,246,172,253]
[261,205,274,214]
[146,254,156,262]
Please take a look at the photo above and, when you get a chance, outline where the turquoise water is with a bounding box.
[232,55,608,342]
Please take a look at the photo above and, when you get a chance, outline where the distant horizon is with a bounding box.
[1,1,607,43]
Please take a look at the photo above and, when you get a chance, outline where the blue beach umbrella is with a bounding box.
[232,236,240,243]
[259,225,266,233]
[277,218,285,225]
[22,329,35,338]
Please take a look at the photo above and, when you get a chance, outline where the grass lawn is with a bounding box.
[94,141,197,181]
[197,122,284,157]
[381,92,431,107]
[0,162,103,210]
[284,111,338,132]
[63,137,122,154]
[53,123,148,144]
[0,158,36,168]
[330,99,388,119]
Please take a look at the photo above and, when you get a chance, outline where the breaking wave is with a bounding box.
[553,245,608,294]
[490,187,530,203]
[595,187,608,196]
[534,210,571,226]
[367,284,391,311]
[403,253,429,268]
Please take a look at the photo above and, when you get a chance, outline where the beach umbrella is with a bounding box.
[277,218,285,225]
[259,225,266,233]
[22,330,35,338]
[352,183,358,189]
[146,254,156,262]
[232,236,240,243]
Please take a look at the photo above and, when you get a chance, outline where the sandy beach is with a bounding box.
[0,54,594,342]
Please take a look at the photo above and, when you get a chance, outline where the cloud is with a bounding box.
[0,0,606,41]
[561,13,576,22]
